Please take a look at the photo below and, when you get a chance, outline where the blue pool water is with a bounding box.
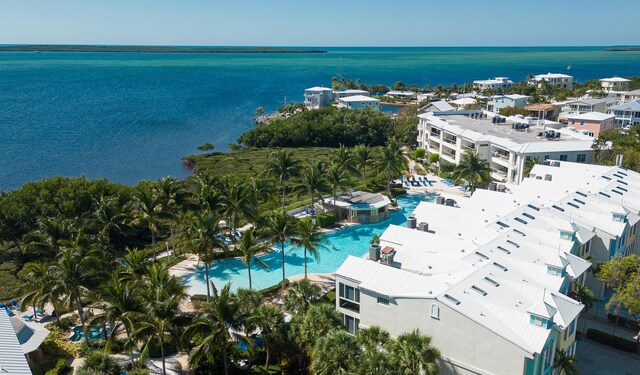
[182,193,436,293]
[68,325,110,342]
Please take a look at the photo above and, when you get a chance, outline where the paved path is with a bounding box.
[576,339,640,375]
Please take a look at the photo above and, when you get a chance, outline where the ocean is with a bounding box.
[1,46,639,191]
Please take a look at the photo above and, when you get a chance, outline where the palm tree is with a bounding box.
[48,243,102,346]
[334,144,358,176]
[356,326,392,375]
[184,211,227,300]
[524,157,539,177]
[290,303,342,350]
[234,228,272,289]
[154,177,189,254]
[134,263,187,375]
[376,138,406,196]
[264,150,301,210]
[389,329,440,375]
[251,305,284,370]
[553,348,579,375]
[191,171,221,213]
[93,195,132,250]
[327,163,351,205]
[283,278,322,315]
[88,273,141,364]
[454,150,491,192]
[27,216,75,256]
[235,287,263,335]
[353,144,374,180]
[290,218,323,279]
[570,281,594,333]
[295,162,328,213]
[263,210,297,290]
[219,177,257,235]
[129,185,168,260]
[184,282,237,375]
[20,262,55,322]
[310,329,359,375]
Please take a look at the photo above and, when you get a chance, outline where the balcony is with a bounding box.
[430,131,441,138]
[339,298,360,313]
[443,137,457,145]
[462,143,475,152]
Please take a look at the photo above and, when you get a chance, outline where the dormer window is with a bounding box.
[613,213,626,222]
[530,315,547,327]
[547,265,564,276]
[560,230,574,240]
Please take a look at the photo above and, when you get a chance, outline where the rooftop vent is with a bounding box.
[369,245,381,262]
[418,222,429,232]
[544,174,553,181]
[407,216,417,229]
[380,246,396,266]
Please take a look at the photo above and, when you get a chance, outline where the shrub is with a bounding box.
[40,326,81,358]
[76,351,121,375]
[428,153,440,164]
[586,328,637,352]
[413,148,426,160]
[51,314,78,331]
[127,369,150,375]
[43,358,70,375]
[316,212,336,228]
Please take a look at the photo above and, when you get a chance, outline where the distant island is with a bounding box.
[605,47,640,51]
[0,45,328,54]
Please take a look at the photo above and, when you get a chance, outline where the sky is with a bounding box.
[2,0,640,47]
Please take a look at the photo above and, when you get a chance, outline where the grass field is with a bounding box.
[184,147,339,178]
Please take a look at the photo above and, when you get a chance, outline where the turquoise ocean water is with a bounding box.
[1,46,639,190]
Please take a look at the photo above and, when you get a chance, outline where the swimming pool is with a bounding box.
[181,193,436,293]
[68,325,110,342]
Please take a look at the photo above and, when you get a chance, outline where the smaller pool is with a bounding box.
[68,325,111,342]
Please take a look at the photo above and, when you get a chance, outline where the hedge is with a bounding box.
[316,212,336,228]
[607,313,640,332]
[586,328,637,352]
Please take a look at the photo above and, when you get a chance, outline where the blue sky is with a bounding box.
[2,0,639,46]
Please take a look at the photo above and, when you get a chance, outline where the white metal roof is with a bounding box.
[566,112,615,121]
[305,86,333,92]
[338,95,379,103]
[600,77,631,83]
[0,313,31,374]
[10,318,50,354]
[533,73,573,80]
[609,99,640,111]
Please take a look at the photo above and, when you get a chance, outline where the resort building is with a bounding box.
[335,160,640,375]
[336,95,380,110]
[322,191,390,224]
[486,94,529,113]
[529,73,574,89]
[303,86,335,109]
[620,89,640,103]
[334,89,370,99]
[473,77,514,91]
[524,103,561,121]
[608,99,640,127]
[416,113,594,183]
[0,312,43,374]
[600,77,631,92]
[384,90,418,100]
[564,98,608,114]
[565,112,615,138]
[420,100,455,113]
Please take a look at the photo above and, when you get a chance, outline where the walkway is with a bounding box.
[576,339,639,375]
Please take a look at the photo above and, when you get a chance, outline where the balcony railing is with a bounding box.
[339,299,360,313]
[443,137,457,145]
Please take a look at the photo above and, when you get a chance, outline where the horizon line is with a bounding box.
[1,43,639,48]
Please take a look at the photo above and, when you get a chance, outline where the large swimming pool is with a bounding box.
[181,193,436,293]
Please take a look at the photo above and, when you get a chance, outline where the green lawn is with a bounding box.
[184,147,339,178]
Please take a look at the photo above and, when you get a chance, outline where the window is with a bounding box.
[567,320,576,336]
[514,217,528,225]
[576,191,587,197]
[613,213,626,222]
[496,221,510,228]
[560,231,574,240]
[513,229,527,237]
[573,198,585,205]
[522,212,536,220]
[506,239,520,248]
[430,304,440,319]
[577,154,586,163]
[492,262,508,272]
[484,277,500,287]
[560,155,568,161]
[567,202,580,209]
[527,204,540,211]
[344,314,360,334]
[552,205,565,212]
[544,155,550,160]
[475,251,489,260]
[543,341,554,368]
[497,246,511,254]
[339,283,360,313]
[531,315,545,327]
[583,240,591,255]
[547,265,563,276]
[471,285,487,296]
[377,297,390,306]
[443,294,461,305]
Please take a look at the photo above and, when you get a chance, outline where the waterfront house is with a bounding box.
[420,100,455,113]
[336,95,380,110]
[304,86,335,109]
[334,89,370,99]
[525,103,561,121]
[487,94,529,113]
[529,73,574,89]
[621,89,640,104]
[322,190,390,224]
[416,113,594,184]
[565,112,615,138]
[384,90,418,100]
[473,77,514,91]
[600,77,631,92]
[608,99,640,127]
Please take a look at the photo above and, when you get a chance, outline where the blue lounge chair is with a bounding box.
[4,308,14,317]
[11,299,21,309]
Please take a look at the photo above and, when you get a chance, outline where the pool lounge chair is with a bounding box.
[11,299,21,309]
[4,307,14,317]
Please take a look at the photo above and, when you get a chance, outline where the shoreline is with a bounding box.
[0,45,328,54]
